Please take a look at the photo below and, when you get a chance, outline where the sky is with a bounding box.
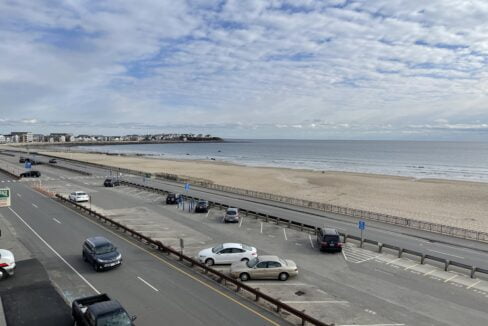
[1,0,488,140]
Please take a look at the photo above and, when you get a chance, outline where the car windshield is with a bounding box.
[97,311,132,326]
[198,201,207,205]
[95,244,116,255]
[77,192,87,196]
[211,244,224,253]
[226,210,236,215]
[323,235,339,242]
[247,257,259,268]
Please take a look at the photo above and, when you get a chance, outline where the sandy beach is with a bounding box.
[34,150,488,233]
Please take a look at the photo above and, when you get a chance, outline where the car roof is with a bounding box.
[74,191,87,194]
[226,207,238,211]
[86,236,112,247]
[257,255,280,262]
[321,228,339,235]
[222,243,245,249]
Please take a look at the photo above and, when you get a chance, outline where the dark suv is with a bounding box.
[20,170,41,178]
[166,193,179,204]
[19,157,26,163]
[195,200,209,213]
[82,236,122,272]
[104,178,120,187]
[316,228,343,252]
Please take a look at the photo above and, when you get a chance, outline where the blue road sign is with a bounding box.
[184,183,190,191]
[358,220,366,230]
[24,161,32,169]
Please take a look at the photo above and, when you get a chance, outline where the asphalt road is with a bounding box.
[0,172,286,326]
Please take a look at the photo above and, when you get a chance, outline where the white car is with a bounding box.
[0,249,16,279]
[198,243,257,266]
[69,191,90,202]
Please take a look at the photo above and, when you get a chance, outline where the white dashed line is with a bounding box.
[137,276,159,292]
[16,193,21,197]
[260,222,263,233]
[404,263,419,270]
[467,280,481,289]
[32,203,38,208]
[309,234,314,248]
[423,269,437,276]
[239,217,244,228]
[52,218,61,224]
[283,228,288,240]
[444,275,458,283]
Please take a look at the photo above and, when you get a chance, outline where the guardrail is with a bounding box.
[55,194,331,326]
[17,149,488,243]
[0,152,15,157]
[119,180,488,280]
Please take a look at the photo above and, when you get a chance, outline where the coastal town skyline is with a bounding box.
[2,1,488,140]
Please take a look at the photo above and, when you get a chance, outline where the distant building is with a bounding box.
[0,135,5,143]
[32,134,45,142]
[10,132,33,143]
[49,133,73,142]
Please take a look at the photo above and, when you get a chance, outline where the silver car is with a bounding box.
[229,255,298,281]
[224,208,239,223]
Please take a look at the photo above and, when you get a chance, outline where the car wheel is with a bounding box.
[205,258,214,266]
[278,272,289,281]
[82,252,87,262]
[239,273,250,282]
[241,258,249,263]
[0,267,8,280]
[93,263,99,272]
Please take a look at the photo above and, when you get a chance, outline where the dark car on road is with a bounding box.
[316,228,343,252]
[72,294,136,326]
[20,170,41,178]
[103,178,120,187]
[19,157,26,163]
[82,236,122,272]
[195,200,209,213]
[48,158,57,163]
[166,193,179,204]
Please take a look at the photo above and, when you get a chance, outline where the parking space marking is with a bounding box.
[386,258,401,265]
[309,234,314,248]
[466,280,481,289]
[283,228,288,240]
[32,203,38,208]
[239,217,244,228]
[338,324,405,326]
[16,193,21,197]
[260,222,263,233]
[137,276,159,292]
[282,300,348,304]
[444,275,458,283]
[52,218,62,224]
[423,269,437,276]
[404,263,418,271]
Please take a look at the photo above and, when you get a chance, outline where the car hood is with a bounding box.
[198,248,213,257]
[96,250,121,261]
[0,249,15,263]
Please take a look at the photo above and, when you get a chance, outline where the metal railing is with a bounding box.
[56,194,332,326]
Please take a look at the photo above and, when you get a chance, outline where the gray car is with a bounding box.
[229,255,298,281]
[224,207,239,223]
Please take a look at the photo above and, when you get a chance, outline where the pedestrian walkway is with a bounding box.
[342,243,381,264]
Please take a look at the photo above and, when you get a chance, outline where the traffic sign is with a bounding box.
[358,220,366,230]
[0,188,11,207]
[25,161,32,169]
[184,183,190,192]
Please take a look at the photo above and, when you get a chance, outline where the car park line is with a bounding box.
[52,218,62,224]
[239,217,244,228]
[31,203,38,208]
[260,222,263,233]
[7,206,100,294]
[467,280,481,289]
[423,269,437,276]
[137,276,159,292]
[444,275,458,283]
[404,263,418,271]
[308,235,314,248]
[283,228,288,240]
[16,193,21,197]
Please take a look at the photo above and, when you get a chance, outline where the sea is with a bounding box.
[74,139,488,183]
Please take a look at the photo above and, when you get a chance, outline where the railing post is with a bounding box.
[445,260,450,271]
[378,242,383,253]
[398,248,403,258]
[471,266,476,278]
[421,254,426,264]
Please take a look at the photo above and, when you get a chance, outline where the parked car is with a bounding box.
[224,207,239,223]
[103,178,120,187]
[230,255,298,281]
[316,227,343,252]
[166,193,179,204]
[48,158,57,163]
[20,170,41,178]
[82,236,122,272]
[19,157,26,163]
[198,243,257,266]
[195,200,209,213]
[72,293,136,326]
[69,191,90,202]
[0,249,16,279]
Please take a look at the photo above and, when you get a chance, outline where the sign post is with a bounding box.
[0,188,11,208]
[179,238,184,260]
[358,220,366,248]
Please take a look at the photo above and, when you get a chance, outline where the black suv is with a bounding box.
[48,158,57,163]
[20,170,41,178]
[316,228,343,252]
[195,200,209,213]
[104,178,120,187]
[166,193,179,204]
[82,236,122,272]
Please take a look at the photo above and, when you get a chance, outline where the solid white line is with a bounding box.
[52,218,62,224]
[282,300,348,304]
[428,249,464,259]
[16,193,21,197]
[342,249,348,261]
[32,203,38,208]
[8,207,99,294]
[205,211,209,218]
[444,275,458,283]
[423,269,437,276]
[137,276,159,292]
[239,217,244,228]
[386,258,402,265]
[404,263,419,271]
[260,222,263,233]
[466,280,481,289]
[309,234,314,248]
[283,228,288,240]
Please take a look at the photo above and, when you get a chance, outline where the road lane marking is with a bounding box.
[239,217,244,228]
[53,218,62,224]
[283,228,288,240]
[404,263,418,271]
[309,234,314,248]
[57,201,280,326]
[137,276,159,292]
[205,211,209,218]
[32,203,38,208]
[428,249,464,259]
[467,280,481,289]
[16,193,21,197]
[423,269,437,276]
[342,249,348,261]
[444,275,458,283]
[260,222,263,233]
[386,258,401,265]
[282,300,348,304]
[8,207,100,294]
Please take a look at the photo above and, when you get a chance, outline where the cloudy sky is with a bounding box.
[1,0,488,139]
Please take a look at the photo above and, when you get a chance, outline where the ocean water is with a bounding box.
[75,140,488,182]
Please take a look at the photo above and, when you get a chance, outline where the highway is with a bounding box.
[2,152,488,325]
[0,172,286,326]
